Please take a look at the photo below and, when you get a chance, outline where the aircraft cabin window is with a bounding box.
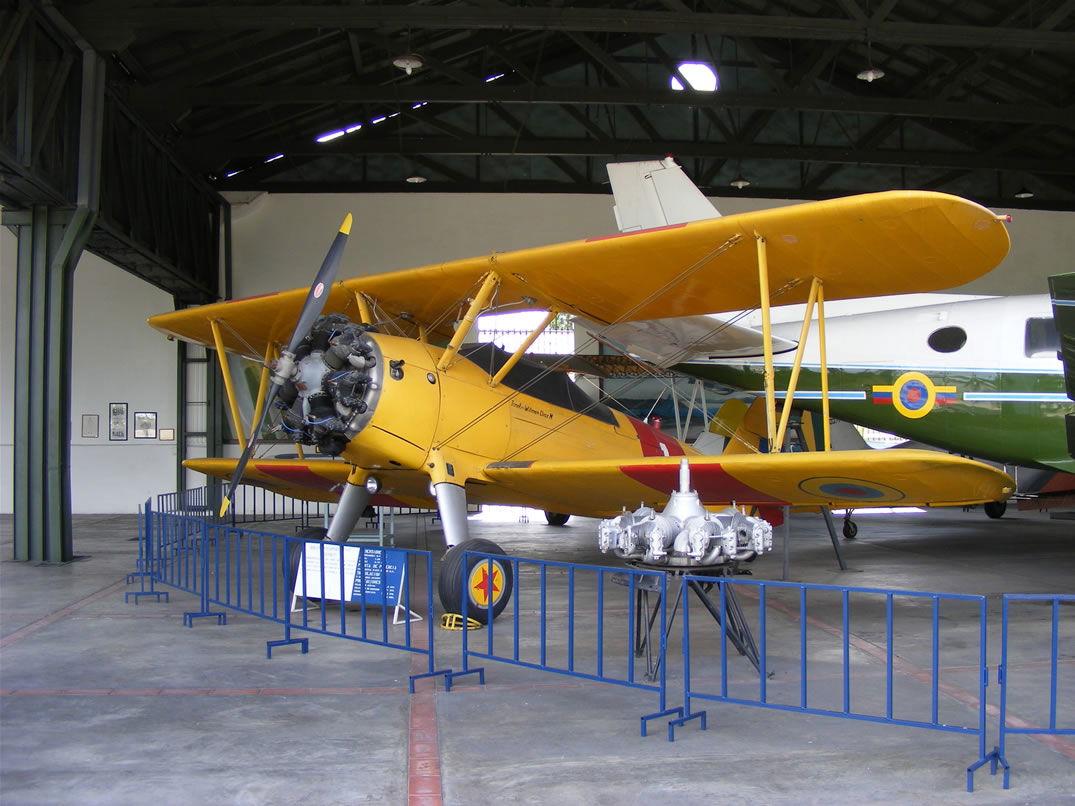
[927,326,967,353]
[1024,317,1060,358]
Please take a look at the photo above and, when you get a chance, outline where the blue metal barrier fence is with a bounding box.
[128,497,451,690]
[451,552,681,734]
[973,594,1075,789]
[670,576,990,791]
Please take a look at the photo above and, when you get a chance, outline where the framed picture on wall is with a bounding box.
[109,402,128,441]
[81,414,99,439]
[134,411,157,439]
[159,428,175,441]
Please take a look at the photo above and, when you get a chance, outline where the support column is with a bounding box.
[11,206,93,562]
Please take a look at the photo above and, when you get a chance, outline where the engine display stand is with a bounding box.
[626,564,762,680]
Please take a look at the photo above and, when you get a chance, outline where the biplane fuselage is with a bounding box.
[331,332,691,515]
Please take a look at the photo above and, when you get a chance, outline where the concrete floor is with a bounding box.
[1,506,1073,805]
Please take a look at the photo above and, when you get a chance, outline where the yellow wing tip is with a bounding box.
[218,496,231,518]
[340,213,353,235]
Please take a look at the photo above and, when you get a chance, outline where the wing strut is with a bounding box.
[489,309,557,387]
[755,233,778,449]
[437,271,500,371]
[774,277,821,450]
[209,319,248,446]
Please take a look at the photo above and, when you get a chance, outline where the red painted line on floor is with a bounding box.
[2,687,406,700]
[0,580,128,649]
[408,635,443,806]
[753,590,1075,761]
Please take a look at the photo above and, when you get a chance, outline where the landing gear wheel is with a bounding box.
[438,538,514,625]
[842,519,859,539]
[545,512,570,527]
[983,500,1007,519]
[285,526,328,598]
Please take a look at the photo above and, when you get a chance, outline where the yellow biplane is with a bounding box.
[149,190,1014,619]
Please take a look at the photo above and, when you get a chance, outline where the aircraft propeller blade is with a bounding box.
[219,214,353,517]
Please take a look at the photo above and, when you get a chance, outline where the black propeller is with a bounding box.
[219,214,352,517]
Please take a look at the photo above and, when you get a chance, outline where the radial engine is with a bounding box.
[598,459,773,567]
[271,313,383,456]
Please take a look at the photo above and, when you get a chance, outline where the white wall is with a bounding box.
[2,191,1073,513]
[1,225,178,513]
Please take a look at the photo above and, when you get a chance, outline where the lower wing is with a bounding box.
[184,458,434,508]
[483,449,1013,517]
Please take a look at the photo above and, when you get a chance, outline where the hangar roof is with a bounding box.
[45,0,1073,211]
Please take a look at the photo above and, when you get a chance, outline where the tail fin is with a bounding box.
[1048,272,1075,462]
[692,399,748,454]
[607,156,719,232]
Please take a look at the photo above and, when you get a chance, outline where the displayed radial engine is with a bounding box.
[272,313,382,456]
[598,459,773,567]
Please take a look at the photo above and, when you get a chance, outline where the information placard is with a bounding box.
[291,543,419,623]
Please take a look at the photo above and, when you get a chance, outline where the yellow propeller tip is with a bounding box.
[218,497,231,518]
[340,213,353,235]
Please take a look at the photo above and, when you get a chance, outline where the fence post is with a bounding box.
[125,498,168,603]
[182,519,227,627]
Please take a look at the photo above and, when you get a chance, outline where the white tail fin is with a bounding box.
[608,157,719,232]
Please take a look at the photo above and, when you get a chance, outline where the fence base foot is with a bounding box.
[408,668,455,693]
[125,591,168,604]
[967,747,1009,792]
[266,637,309,658]
[183,611,227,627]
[641,706,683,738]
[667,710,708,742]
[443,667,485,692]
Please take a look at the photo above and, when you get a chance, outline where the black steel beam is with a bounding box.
[194,136,1075,175]
[135,84,1075,127]
[63,6,1075,51]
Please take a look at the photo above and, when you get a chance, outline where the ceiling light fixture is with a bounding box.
[1014,187,1034,199]
[393,53,423,75]
[857,18,885,83]
[405,175,427,184]
[671,62,719,92]
[730,175,750,189]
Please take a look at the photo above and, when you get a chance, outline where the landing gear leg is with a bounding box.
[326,481,372,542]
[433,482,470,548]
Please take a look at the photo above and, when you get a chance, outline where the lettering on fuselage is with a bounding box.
[511,400,554,420]
[871,371,957,419]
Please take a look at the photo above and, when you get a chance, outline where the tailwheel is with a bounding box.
[438,538,513,625]
[285,526,328,599]
[842,519,858,539]
[544,512,571,527]
[983,500,1007,519]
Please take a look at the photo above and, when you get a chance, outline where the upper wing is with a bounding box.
[483,449,1013,517]
[149,191,1009,358]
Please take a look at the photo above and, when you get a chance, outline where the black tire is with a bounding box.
[984,500,1007,519]
[842,520,859,539]
[544,512,571,527]
[437,538,513,624]
[285,526,328,599]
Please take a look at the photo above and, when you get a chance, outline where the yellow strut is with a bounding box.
[353,291,373,326]
[817,282,831,451]
[755,234,777,450]
[490,310,557,387]
[437,272,500,371]
[250,342,277,435]
[209,319,247,445]
[774,277,820,450]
